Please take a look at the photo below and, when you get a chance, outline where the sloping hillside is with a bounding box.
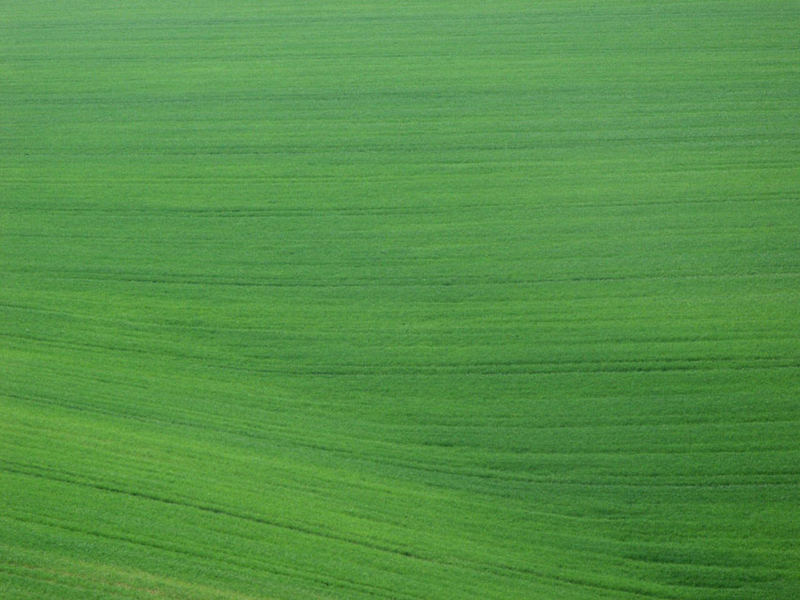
[2,2,799,598]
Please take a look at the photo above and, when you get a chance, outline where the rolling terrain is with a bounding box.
[2,1,799,598]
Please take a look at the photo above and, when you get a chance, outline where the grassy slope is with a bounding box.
[2,1,799,598]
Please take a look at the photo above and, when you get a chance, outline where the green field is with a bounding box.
[2,1,799,598]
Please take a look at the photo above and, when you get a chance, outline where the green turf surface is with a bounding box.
[2,1,799,598]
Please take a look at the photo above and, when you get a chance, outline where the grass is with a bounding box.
[1,1,799,598]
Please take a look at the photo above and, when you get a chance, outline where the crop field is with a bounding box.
[2,1,799,598]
